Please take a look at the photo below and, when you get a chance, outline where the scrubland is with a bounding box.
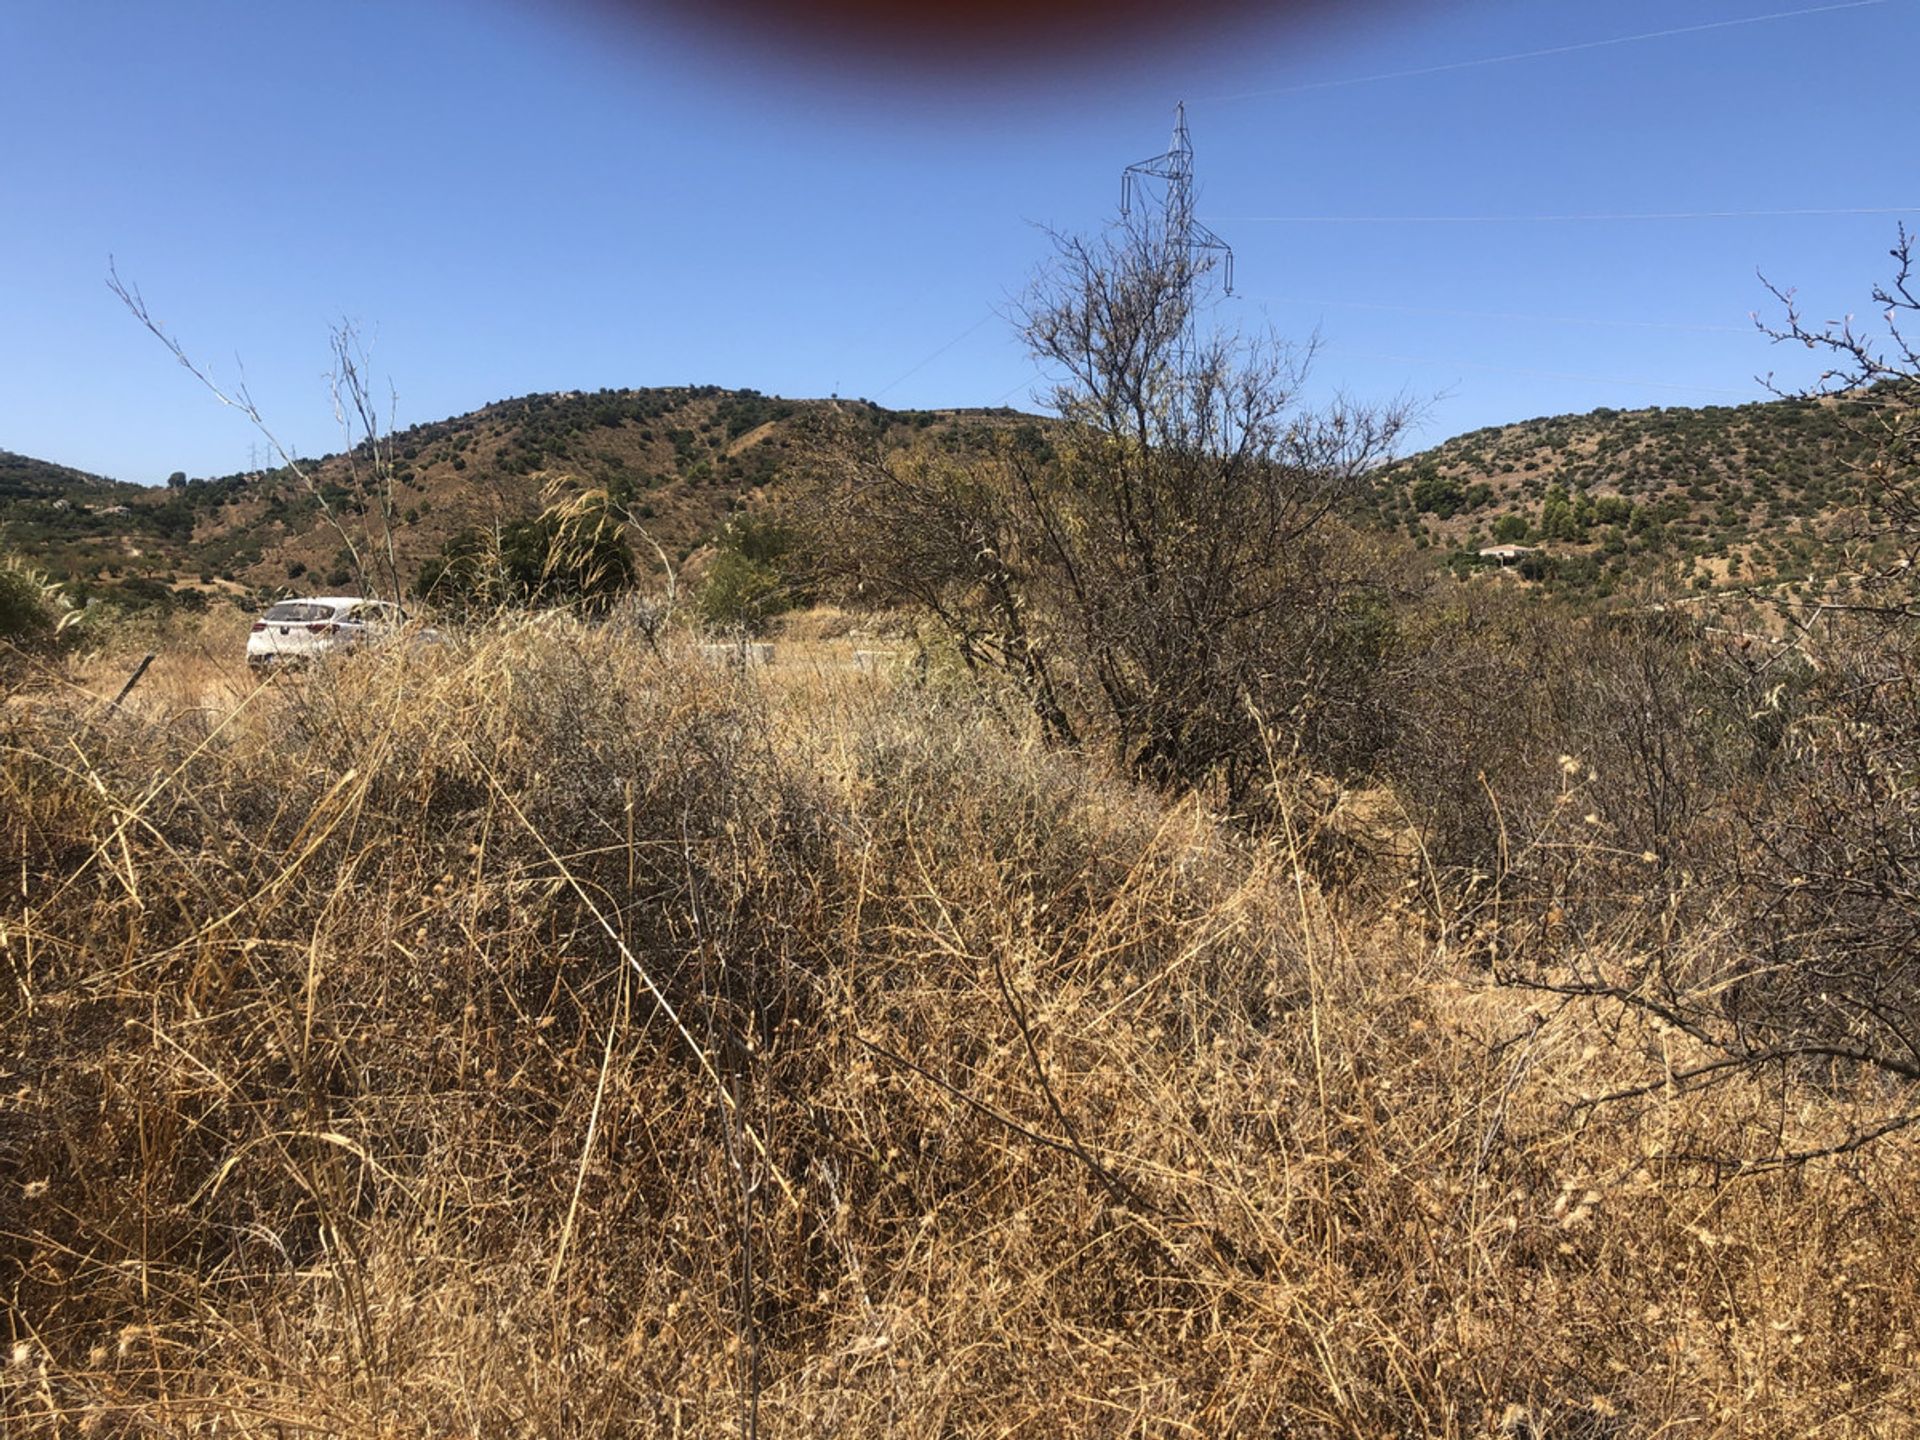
[2,618,1916,1437]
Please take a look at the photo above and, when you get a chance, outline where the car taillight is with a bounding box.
[251,621,266,632]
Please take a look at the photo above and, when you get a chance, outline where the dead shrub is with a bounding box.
[3,623,1917,1435]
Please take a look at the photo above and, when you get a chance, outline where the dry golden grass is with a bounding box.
[57,608,256,719]
[2,620,1914,1436]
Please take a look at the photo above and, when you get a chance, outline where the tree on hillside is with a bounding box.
[801,211,1415,808]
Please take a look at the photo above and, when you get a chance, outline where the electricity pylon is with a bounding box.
[1121,102,1234,385]
[1122,101,1234,300]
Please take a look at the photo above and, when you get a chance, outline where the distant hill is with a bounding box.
[0,450,178,600]
[9,387,1902,612]
[0,451,136,503]
[2,388,1030,608]
[1368,393,1888,597]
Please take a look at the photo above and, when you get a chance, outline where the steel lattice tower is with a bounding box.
[1122,101,1234,301]
[1121,103,1234,386]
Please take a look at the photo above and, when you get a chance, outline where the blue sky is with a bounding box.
[2,0,1914,484]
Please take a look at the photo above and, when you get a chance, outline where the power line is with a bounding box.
[870,310,999,401]
[1208,206,1920,224]
[1245,293,1751,333]
[1332,345,1755,397]
[824,276,951,388]
[1202,0,1898,102]
[990,374,1040,407]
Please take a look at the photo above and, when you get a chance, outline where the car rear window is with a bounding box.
[263,602,332,623]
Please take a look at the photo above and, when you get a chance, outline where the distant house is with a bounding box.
[1478,544,1539,566]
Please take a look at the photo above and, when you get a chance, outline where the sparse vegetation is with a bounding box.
[4,620,1918,1435]
[9,208,1920,1439]
[1369,393,1890,594]
[3,375,1899,619]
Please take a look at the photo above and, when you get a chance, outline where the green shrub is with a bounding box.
[0,554,73,666]
[695,514,796,632]
[418,485,636,615]
[1410,472,1466,518]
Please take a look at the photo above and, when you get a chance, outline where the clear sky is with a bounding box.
[3,0,1915,484]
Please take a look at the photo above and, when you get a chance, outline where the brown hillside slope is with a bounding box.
[15,388,1900,611]
[18,388,1030,604]
[170,387,1032,595]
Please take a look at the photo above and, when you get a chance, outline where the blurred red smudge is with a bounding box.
[562,0,1403,76]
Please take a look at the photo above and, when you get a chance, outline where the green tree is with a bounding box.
[419,484,636,614]
[1410,471,1466,517]
[1538,483,1577,541]
[695,514,796,632]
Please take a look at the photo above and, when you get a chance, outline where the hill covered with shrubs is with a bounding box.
[0,389,1024,613]
[4,385,1899,618]
[1369,393,1888,596]
[7,220,1918,1436]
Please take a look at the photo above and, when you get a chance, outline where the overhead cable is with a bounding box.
[1208,206,1920,224]
[1202,0,1897,101]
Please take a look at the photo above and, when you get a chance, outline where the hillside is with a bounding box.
[1368,392,1888,596]
[7,388,1899,613]
[0,451,206,610]
[1,387,1027,608]
[0,450,138,504]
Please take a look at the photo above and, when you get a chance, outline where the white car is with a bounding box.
[246,596,408,668]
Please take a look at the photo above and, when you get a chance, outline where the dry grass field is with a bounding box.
[3,618,1916,1436]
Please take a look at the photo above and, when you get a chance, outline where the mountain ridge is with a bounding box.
[3,386,1895,609]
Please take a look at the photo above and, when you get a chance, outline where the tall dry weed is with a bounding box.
[2,623,1914,1436]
